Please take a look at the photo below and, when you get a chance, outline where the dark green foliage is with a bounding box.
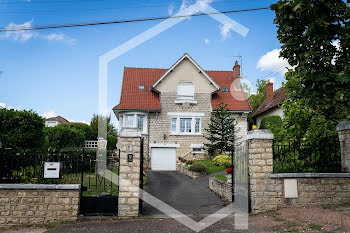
[260,116,283,138]
[63,123,95,140]
[90,114,118,138]
[205,103,237,155]
[270,0,350,148]
[0,108,45,149]
[44,124,85,148]
[107,135,117,150]
[188,163,207,173]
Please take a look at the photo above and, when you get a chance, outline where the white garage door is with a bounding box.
[151,148,176,171]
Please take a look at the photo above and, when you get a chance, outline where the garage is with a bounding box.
[151,147,176,171]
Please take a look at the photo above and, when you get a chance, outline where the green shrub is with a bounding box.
[188,163,207,173]
[44,125,85,148]
[260,116,283,137]
[213,153,232,167]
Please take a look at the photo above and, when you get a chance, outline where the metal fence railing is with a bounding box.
[273,139,341,173]
[0,148,96,184]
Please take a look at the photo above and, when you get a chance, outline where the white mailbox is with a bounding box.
[44,162,61,179]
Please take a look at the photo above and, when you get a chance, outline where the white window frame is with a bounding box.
[168,112,203,135]
[177,81,194,100]
[120,112,148,134]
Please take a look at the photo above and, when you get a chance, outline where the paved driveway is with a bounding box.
[142,171,226,216]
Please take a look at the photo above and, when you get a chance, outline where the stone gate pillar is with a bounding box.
[118,128,142,217]
[248,129,283,213]
[337,121,350,172]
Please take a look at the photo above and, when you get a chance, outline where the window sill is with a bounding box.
[192,151,204,154]
[169,133,202,136]
[174,99,198,105]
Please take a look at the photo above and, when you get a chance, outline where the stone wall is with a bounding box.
[118,129,141,217]
[0,184,80,228]
[209,177,232,203]
[248,129,350,213]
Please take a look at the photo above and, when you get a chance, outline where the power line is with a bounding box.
[0,6,270,32]
[1,0,261,14]
[0,0,103,4]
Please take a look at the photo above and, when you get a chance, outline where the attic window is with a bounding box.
[138,85,145,90]
[222,87,229,92]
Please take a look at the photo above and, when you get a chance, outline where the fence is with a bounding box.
[0,148,117,185]
[273,139,341,173]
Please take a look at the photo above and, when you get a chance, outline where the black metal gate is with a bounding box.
[80,149,120,216]
[139,137,144,214]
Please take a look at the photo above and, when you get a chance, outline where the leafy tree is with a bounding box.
[271,0,350,145]
[247,79,266,129]
[0,108,45,149]
[271,0,350,119]
[205,103,237,155]
[44,124,85,148]
[63,123,95,140]
[90,114,118,149]
[260,116,283,138]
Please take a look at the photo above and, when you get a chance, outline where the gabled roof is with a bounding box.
[251,87,287,118]
[113,67,251,112]
[152,53,220,91]
[46,115,69,124]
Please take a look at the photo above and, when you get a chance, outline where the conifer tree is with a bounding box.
[205,103,237,155]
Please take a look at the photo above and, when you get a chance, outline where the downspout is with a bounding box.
[147,109,150,162]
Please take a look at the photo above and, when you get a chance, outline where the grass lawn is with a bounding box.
[194,160,225,174]
[64,168,119,196]
[214,174,228,182]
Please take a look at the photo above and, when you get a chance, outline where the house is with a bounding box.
[113,53,251,171]
[45,115,69,127]
[251,80,287,128]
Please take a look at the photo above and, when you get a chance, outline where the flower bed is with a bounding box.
[177,162,205,179]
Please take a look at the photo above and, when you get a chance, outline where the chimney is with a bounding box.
[266,80,274,102]
[233,61,240,78]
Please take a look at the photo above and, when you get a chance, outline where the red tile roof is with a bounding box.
[46,116,69,124]
[251,87,287,118]
[113,67,251,112]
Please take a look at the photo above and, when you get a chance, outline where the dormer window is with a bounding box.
[138,85,145,90]
[177,82,194,99]
[222,87,229,92]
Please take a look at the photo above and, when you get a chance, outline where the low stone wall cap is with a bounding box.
[0,184,81,190]
[337,121,350,131]
[247,129,273,140]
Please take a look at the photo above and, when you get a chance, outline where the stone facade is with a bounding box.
[248,129,350,213]
[209,177,232,203]
[337,121,350,172]
[0,184,80,228]
[148,92,248,163]
[118,132,141,217]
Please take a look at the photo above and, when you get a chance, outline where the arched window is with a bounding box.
[177,82,194,99]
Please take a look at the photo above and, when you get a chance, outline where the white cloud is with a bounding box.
[256,49,291,74]
[1,20,76,44]
[204,38,210,44]
[0,102,5,108]
[168,2,174,15]
[220,22,233,41]
[180,0,190,11]
[42,110,57,119]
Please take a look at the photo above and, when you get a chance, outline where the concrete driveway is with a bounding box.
[142,171,226,216]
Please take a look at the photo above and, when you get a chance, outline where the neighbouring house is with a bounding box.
[45,115,69,127]
[251,80,287,128]
[113,53,251,171]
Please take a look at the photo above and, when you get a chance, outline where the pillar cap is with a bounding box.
[336,121,350,131]
[119,128,142,138]
[247,129,273,140]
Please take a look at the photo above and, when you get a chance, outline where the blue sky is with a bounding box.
[0,0,289,127]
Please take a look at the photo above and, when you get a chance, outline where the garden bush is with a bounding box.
[188,163,207,173]
[213,153,232,167]
[260,116,283,137]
